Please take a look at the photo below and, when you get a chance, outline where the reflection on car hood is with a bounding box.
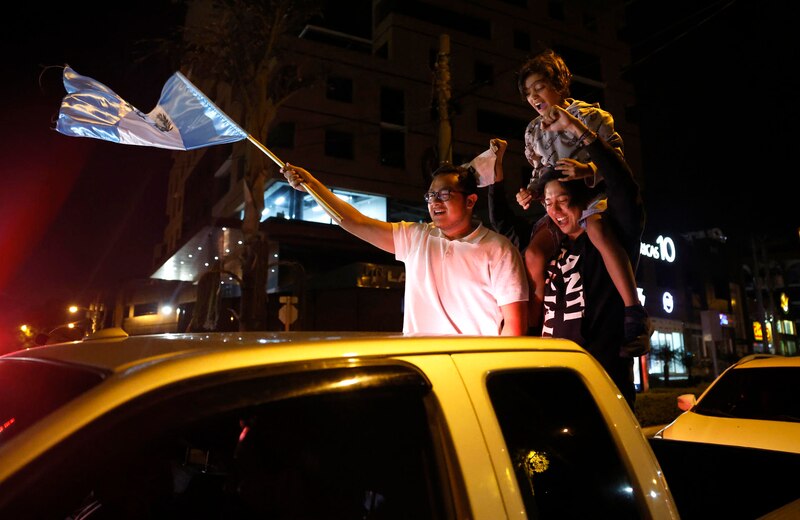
[658,411,800,454]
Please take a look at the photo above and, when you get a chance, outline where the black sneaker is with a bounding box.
[621,305,652,358]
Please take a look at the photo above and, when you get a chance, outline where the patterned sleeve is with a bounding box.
[592,108,624,157]
[578,106,624,187]
[524,120,543,189]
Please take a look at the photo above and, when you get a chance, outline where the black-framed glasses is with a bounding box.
[424,188,464,203]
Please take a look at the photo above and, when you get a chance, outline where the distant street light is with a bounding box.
[67,302,106,335]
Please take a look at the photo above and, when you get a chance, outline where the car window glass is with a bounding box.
[487,369,640,519]
[8,366,454,519]
[0,359,105,448]
[695,366,800,421]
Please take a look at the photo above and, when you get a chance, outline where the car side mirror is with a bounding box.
[676,394,697,411]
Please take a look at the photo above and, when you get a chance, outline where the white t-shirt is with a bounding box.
[392,221,529,335]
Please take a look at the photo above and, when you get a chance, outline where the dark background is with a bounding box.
[625,0,796,238]
[0,0,794,332]
[1,3,182,328]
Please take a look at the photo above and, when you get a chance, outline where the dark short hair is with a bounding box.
[517,48,572,101]
[530,167,598,209]
[432,162,478,195]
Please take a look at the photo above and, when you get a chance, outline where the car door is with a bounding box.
[448,351,678,520]
[1,361,479,519]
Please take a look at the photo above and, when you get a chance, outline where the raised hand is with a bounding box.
[555,157,594,181]
[516,187,534,210]
[540,105,579,133]
[280,163,308,192]
[490,137,507,157]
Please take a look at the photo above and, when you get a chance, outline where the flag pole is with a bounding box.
[246,135,343,223]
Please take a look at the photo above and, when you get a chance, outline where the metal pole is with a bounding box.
[246,134,343,223]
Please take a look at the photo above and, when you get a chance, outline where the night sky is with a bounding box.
[1,3,181,331]
[624,0,796,241]
[1,0,794,335]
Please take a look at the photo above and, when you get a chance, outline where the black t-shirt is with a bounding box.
[539,138,645,403]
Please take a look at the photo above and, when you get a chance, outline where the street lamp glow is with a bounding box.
[65,303,105,335]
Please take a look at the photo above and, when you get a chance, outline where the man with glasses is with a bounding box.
[281,162,528,335]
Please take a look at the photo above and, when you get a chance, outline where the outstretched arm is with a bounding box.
[281,163,396,253]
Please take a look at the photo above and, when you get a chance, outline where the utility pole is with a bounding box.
[759,238,782,353]
[435,34,452,165]
[751,234,771,353]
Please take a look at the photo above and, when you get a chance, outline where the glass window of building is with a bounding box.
[380,129,405,168]
[548,0,565,20]
[474,61,493,86]
[266,121,295,150]
[257,181,387,225]
[133,302,159,317]
[476,110,529,138]
[312,0,372,39]
[513,30,530,51]
[555,46,602,80]
[325,130,355,159]
[326,76,353,102]
[570,82,605,106]
[380,87,405,126]
[648,330,688,382]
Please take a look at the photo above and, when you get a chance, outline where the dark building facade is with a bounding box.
[111,0,799,386]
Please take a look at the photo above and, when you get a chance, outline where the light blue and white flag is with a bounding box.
[56,65,248,151]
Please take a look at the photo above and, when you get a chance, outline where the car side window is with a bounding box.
[10,365,455,520]
[487,369,640,519]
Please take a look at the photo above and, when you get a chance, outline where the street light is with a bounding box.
[67,303,105,335]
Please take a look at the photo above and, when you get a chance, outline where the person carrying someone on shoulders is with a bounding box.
[515,48,650,348]
[524,104,646,408]
[281,162,529,336]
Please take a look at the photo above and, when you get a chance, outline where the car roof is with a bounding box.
[730,354,800,369]
[2,329,585,375]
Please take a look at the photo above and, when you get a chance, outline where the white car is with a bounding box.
[654,354,800,453]
[0,328,678,519]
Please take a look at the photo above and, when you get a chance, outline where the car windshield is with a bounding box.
[694,366,800,422]
[0,359,106,447]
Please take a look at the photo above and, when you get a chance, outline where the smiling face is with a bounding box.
[523,73,567,117]
[543,179,584,239]
[427,173,476,239]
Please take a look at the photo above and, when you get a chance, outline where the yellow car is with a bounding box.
[654,354,800,453]
[0,329,676,518]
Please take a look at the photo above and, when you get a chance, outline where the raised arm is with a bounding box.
[281,163,396,253]
[487,138,532,252]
